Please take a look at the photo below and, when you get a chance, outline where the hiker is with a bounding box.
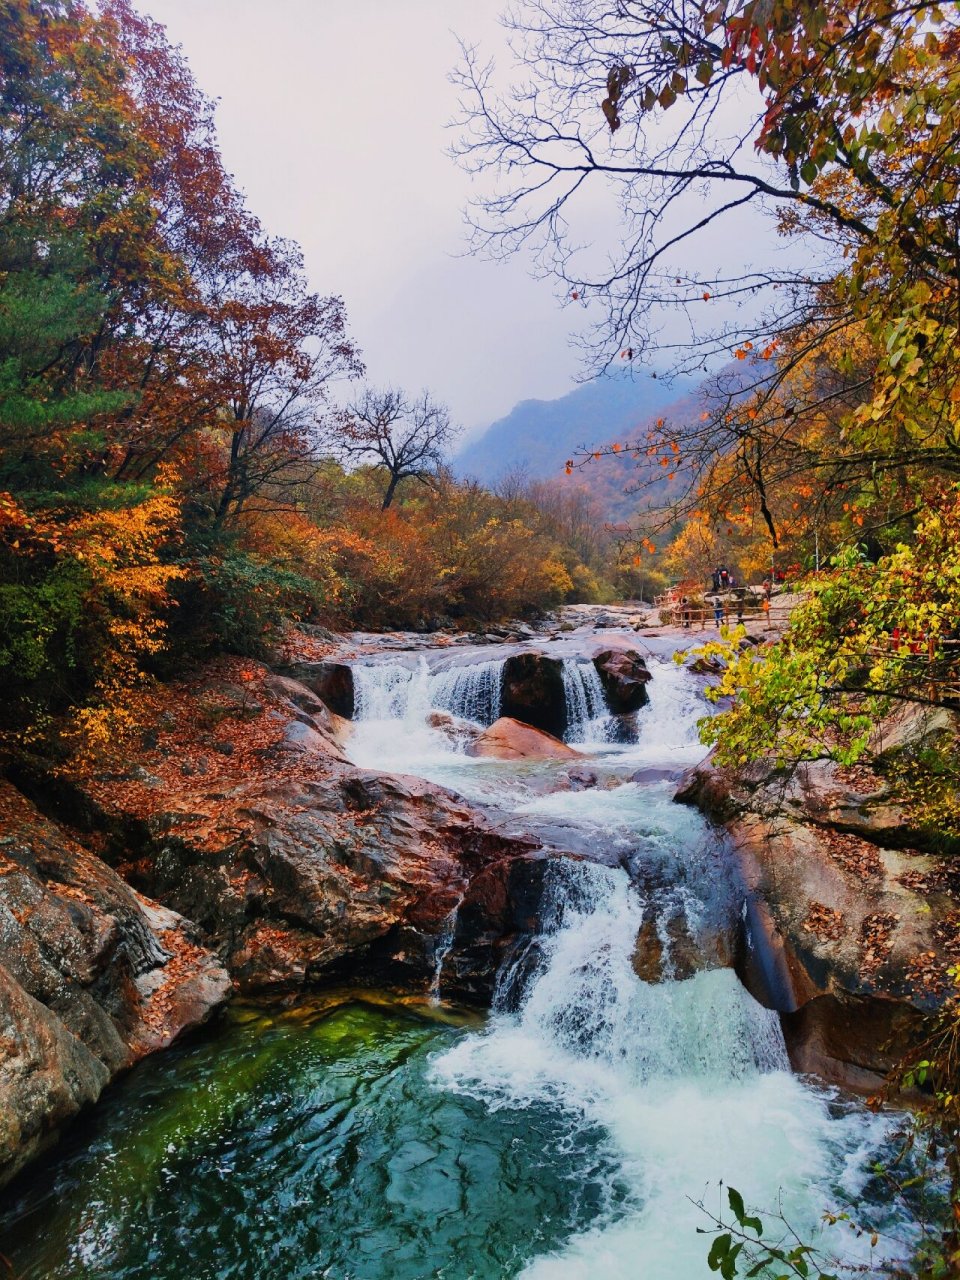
[713,598,723,627]
[736,590,745,624]
[680,596,691,628]
[719,566,729,588]
[712,567,721,590]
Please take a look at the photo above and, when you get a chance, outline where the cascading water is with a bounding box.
[345,651,921,1276]
[432,860,910,1279]
[0,640,928,1280]
[352,655,503,725]
[561,658,616,744]
[349,656,505,772]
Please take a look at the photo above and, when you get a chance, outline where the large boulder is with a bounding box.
[467,717,582,761]
[0,782,230,1189]
[274,660,354,718]
[500,651,567,738]
[592,648,652,713]
[676,747,955,1090]
[126,767,542,993]
[45,664,548,998]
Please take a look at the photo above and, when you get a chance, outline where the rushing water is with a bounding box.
[560,660,616,744]
[0,647,927,1278]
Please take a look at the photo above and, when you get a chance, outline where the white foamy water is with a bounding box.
[344,644,919,1277]
[561,658,616,745]
[348,656,503,773]
[432,862,909,1280]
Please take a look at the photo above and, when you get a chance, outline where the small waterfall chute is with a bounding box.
[430,661,503,725]
[351,656,504,728]
[495,860,788,1084]
[561,659,617,745]
[428,900,463,1004]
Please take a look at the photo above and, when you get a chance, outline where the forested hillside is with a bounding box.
[0,0,625,761]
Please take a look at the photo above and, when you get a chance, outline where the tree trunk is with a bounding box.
[381,471,400,510]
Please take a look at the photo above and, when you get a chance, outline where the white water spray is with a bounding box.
[432,860,907,1279]
[561,659,617,744]
[352,656,504,726]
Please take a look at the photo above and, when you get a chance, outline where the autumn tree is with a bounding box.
[339,388,459,510]
[204,237,362,529]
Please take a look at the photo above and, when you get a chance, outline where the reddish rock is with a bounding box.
[467,718,582,761]
[427,710,482,749]
[109,763,542,995]
[0,782,230,1189]
[676,731,956,1090]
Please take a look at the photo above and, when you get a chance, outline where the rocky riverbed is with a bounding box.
[0,605,951,1277]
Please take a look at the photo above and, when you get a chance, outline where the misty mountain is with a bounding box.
[454,372,694,486]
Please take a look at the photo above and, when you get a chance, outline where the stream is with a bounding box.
[0,638,927,1278]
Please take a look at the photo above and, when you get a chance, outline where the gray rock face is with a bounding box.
[274,660,355,718]
[500,651,567,738]
[0,782,230,1188]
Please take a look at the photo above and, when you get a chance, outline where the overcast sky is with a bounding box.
[139,0,584,440]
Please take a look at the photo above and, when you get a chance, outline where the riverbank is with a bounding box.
[0,604,949,1276]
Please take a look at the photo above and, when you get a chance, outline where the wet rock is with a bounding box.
[0,782,230,1188]
[677,739,956,1090]
[565,765,600,790]
[688,655,724,675]
[630,766,687,787]
[592,649,652,714]
[427,710,482,749]
[265,674,351,761]
[274,660,355,718]
[500,651,567,738]
[781,992,925,1090]
[117,767,541,997]
[441,854,559,1003]
[467,718,582,761]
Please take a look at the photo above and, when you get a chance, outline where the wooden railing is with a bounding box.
[652,594,787,631]
[863,636,960,705]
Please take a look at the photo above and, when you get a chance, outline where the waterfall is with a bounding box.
[430,662,502,725]
[485,861,788,1085]
[429,901,462,1004]
[561,659,616,744]
[352,656,503,727]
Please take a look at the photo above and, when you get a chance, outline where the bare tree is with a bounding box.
[452,0,960,553]
[339,388,460,510]
[453,1,953,375]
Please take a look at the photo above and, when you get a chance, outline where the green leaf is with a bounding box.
[728,1187,746,1223]
[708,1233,732,1272]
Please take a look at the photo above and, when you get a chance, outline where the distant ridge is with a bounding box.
[454,372,693,486]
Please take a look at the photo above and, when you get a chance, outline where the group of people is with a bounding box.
[672,568,780,629]
[677,591,746,628]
